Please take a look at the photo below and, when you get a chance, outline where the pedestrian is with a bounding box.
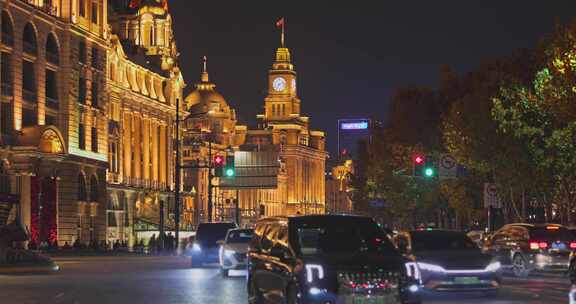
[167,232,174,254]
[149,234,157,255]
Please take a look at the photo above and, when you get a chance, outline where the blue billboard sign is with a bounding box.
[340,120,369,130]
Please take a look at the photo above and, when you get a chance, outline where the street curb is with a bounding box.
[0,263,59,274]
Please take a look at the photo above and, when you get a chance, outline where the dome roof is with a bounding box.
[185,88,227,109]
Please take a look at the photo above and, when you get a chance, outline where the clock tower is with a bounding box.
[262,37,302,123]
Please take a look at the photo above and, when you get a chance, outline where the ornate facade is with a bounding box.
[0,0,109,245]
[106,0,184,245]
[182,34,327,224]
[237,41,327,216]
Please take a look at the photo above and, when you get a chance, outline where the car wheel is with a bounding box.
[569,261,576,283]
[512,254,530,278]
[220,268,229,277]
[248,278,264,304]
[285,285,300,304]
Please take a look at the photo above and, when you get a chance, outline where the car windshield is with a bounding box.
[196,223,236,243]
[227,229,253,243]
[411,231,478,251]
[531,227,575,241]
[291,217,397,256]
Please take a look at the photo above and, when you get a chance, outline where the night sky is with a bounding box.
[170,1,576,155]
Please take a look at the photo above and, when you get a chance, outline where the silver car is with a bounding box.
[219,228,253,277]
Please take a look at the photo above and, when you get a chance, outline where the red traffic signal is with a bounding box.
[414,154,425,165]
[214,155,224,166]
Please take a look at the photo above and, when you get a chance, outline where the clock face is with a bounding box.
[291,79,296,92]
[273,77,287,92]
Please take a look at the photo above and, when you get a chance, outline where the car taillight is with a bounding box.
[570,242,576,249]
[529,241,548,250]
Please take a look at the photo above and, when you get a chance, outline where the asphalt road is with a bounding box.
[0,256,571,304]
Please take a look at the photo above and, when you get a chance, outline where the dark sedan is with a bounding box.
[395,230,502,294]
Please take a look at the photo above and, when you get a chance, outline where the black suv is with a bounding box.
[247,215,421,304]
[190,222,237,267]
[484,223,575,277]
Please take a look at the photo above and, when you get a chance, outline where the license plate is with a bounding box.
[552,242,566,250]
[454,277,480,284]
[352,297,385,304]
[351,295,397,304]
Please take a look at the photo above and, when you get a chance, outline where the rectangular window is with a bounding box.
[79,122,85,150]
[46,69,58,109]
[91,77,99,108]
[1,102,12,134]
[22,60,36,94]
[91,47,98,69]
[91,2,98,24]
[45,114,56,126]
[22,107,36,127]
[78,77,86,104]
[1,52,12,97]
[91,126,98,152]
[79,41,86,64]
[1,52,11,84]
[79,0,86,17]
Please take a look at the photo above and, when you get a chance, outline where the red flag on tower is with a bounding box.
[128,0,141,9]
[276,18,285,28]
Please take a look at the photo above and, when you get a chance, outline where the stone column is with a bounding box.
[123,111,132,179]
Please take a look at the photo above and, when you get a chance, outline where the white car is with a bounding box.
[218,228,253,277]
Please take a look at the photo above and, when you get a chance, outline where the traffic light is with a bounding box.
[224,155,235,178]
[214,155,224,177]
[424,156,436,178]
[413,154,425,177]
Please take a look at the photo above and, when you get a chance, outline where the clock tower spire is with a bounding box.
[262,19,302,123]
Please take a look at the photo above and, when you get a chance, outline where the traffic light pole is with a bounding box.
[175,98,181,251]
[207,140,213,223]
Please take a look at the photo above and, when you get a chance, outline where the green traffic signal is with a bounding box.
[424,168,434,177]
[225,168,235,177]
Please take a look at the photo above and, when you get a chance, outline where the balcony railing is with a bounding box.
[1,34,13,46]
[23,41,37,55]
[22,89,37,102]
[46,52,59,65]
[20,0,59,17]
[46,96,59,109]
[1,83,13,96]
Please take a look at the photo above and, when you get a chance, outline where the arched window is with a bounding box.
[46,33,59,65]
[1,11,13,46]
[78,174,87,201]
[90,175,98,202]
[23,23,37,55]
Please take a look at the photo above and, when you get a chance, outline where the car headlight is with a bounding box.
[485,261,501,272]
[417,262,445,273]
[305,264,325,283]
[192,243,201,252]
[224,249,236,258]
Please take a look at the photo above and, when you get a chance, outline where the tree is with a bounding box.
[491,21,576,224]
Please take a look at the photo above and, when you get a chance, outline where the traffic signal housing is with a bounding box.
[413,154,425,177]
[224,155,235,178]
[424,156,436,178]
[214,155,224,177]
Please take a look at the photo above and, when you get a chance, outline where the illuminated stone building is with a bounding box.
[182,57,240,225]
[325,158,354,214]
[236,38,328,216]
[0,0,109,245]
[182,35,327,223]
[106,0,185,244]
